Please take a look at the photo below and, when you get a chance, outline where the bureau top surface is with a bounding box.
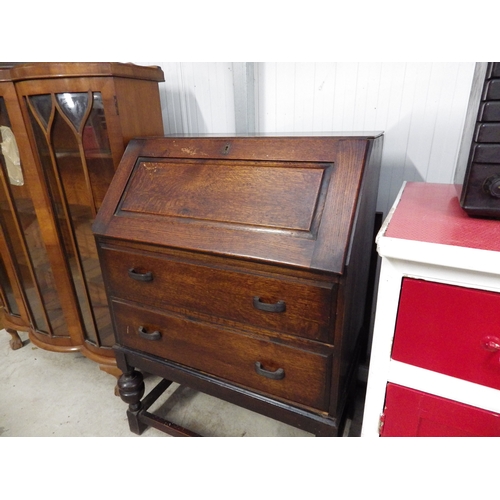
[384,182,500,252]
[93,135,382,274]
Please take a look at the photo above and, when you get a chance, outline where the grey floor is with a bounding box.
[0,329,365,437]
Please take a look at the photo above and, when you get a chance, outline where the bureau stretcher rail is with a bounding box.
[127,378,201,437]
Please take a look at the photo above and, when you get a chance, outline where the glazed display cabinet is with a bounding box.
[0,66,37,349]
[0,63,164,377]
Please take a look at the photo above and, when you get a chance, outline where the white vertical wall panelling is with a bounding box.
[372,63,406,216]
[428,63,476,185]
[140,62,236,135]
[276,64,296,132]
[180,63,203,133]
[332,63,359,131]
[293,62,316,132]
[353,63,381,132]
[311,63,336,131]
[382,63,425,211]
[233,63,256,133]
[262,63,277,131]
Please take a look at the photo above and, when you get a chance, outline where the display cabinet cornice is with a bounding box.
[0,62,165,378]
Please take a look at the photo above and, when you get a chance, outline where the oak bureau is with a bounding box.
[92,134,383,436]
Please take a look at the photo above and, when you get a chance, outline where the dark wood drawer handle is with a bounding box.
[253,296,286,313]
[254,361,285,380]
[128,268,153,282]
[138,326,161,341]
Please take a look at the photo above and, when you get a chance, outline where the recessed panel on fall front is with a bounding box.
[118,158,333,239]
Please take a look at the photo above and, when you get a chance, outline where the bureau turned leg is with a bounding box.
[6,327,23,350]
[117,368,147,434]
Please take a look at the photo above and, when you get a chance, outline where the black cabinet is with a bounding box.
[455,62,500,218]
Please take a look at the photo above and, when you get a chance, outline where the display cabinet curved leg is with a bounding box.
[6,327,23,350]
[117,369,147,435]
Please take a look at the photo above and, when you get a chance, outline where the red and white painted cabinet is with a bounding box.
[362,182,500,437]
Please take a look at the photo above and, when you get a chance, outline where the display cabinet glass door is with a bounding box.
[26,91,114,348]
[0,230,20,319]
[0,95,69,338]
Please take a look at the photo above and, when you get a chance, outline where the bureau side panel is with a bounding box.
[329,136,383,416]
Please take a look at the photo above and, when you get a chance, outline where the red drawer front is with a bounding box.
[381,384,500,437]
[392,278,500,390]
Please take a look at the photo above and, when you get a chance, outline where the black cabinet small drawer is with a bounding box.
[490,63,500,78]
[480,102,500,122]
[472,144,500,164]
[484,80,500,100]
[476,123,500,143]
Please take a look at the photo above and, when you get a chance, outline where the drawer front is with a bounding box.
[111,300,331,410]
[480,101,500,122]
[472,144,500,164]
[392,278,500,390]
[100,246,334,343]
[381,384,500,437]
[476,123,500,143]
[485,79,500,100]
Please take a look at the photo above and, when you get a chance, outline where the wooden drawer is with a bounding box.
[392,278,500,390]
[111,299,332,410]
[381,384,500,437]
[100,246,335,343]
